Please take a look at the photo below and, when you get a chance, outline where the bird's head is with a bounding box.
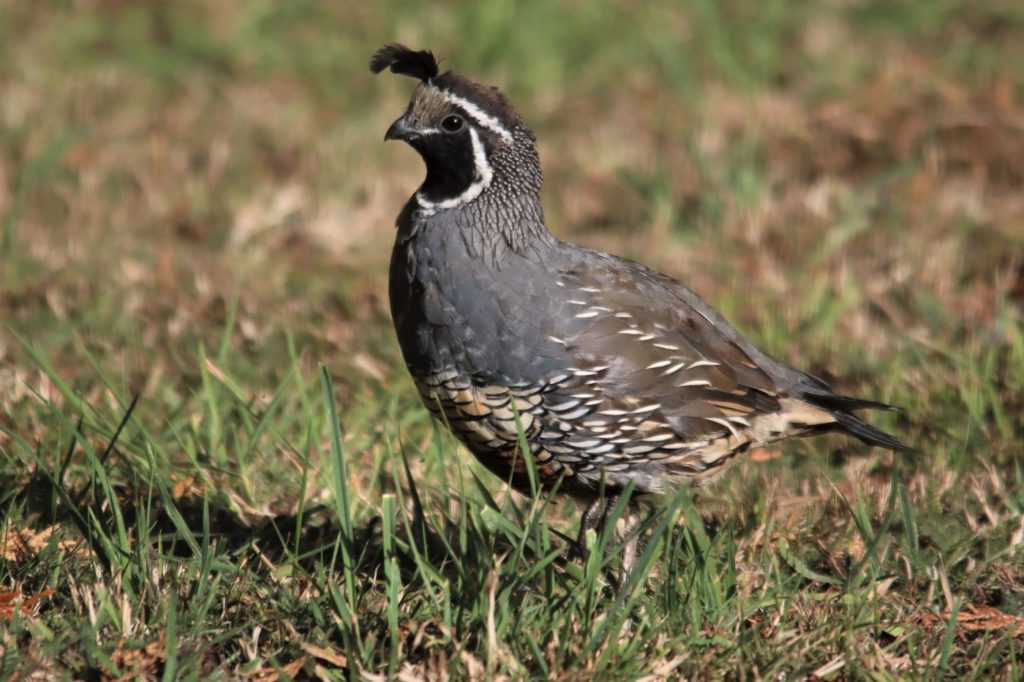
[370,44,542,213]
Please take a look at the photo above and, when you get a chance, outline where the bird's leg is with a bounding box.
[577,493,643,584]
[576,497,606,561]
[610,502,642,584]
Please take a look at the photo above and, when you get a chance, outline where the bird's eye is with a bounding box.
[441,115,464,133]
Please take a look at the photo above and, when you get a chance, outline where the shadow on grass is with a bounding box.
[5,435,566,593]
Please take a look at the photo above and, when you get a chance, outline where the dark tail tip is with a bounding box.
[831,410,916,454]
[798,380,899,414]
[795,375,913,453]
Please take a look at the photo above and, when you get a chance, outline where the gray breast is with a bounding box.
[389,205,569,385]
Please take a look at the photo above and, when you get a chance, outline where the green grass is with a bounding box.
[2,0,1024,678]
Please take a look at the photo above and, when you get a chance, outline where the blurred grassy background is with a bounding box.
[1,0,1023,678]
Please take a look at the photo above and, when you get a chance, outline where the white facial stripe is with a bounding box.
[416,127,493,215]
[436,89,514,142]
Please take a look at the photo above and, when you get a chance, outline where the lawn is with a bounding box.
[2,0,1023,678]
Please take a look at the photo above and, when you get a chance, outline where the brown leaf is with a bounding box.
[2,525,81,562]
[109,636,167,681]
[299,642,348,669]
[0,589,55,619]
[246,657,308,682]
[921,604,1024,637]
[749,447,781,462]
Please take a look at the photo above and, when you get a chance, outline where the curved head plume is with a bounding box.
[369,44,439,81]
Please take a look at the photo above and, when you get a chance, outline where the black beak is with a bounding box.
[385,115,416,142]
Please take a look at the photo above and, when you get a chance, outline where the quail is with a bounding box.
[370,44,909,568]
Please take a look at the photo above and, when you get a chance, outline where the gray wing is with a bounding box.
[544,250,796,432]
[523,249,842,490]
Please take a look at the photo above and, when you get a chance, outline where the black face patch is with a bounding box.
[414,128,479,203]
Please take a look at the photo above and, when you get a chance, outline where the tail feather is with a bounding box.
[830,410,914,453]
[796,376,899,413]
[802,389,898,414]
[794,374,912,452]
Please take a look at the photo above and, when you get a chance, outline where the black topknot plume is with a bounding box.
[369,44,439,81]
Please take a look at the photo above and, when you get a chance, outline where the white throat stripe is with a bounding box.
[416,127,493,215]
